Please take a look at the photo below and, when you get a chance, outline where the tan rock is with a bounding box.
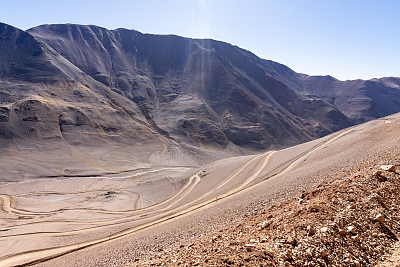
[244,244,255,251]
[307,225,316,236]
[286,236,297,245]
[380,165,396,172]
[347,226,356,234]
[373,170,383,175]
[374,213,385,224]
[281,250,293,260]
[320,226,328,233]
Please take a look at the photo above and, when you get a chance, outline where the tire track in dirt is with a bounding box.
[0,152,274,266]
[0,127,354,266]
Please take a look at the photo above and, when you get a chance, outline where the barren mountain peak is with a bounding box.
[0,21,399,267]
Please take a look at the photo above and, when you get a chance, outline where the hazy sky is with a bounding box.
[1,0,399,80]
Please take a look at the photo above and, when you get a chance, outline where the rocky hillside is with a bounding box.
[299,75,400,123]
[27,24,353,149]
[135,144,400,266]
[250,58,400,124]
[0,22,399,179]
[0,22,171,179]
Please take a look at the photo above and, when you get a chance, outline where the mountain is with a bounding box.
[0,22,178,179]
[27,24,353,148]
[299,75,400,123]
[1,22,399,179]
[243,57,400,124]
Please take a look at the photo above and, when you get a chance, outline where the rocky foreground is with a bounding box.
[133,148,400,266]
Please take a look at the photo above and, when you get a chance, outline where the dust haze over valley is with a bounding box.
[1,21,400,266]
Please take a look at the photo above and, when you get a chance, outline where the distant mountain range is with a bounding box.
[1,22,399,174]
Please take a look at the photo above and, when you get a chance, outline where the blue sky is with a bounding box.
[1,0,399,80]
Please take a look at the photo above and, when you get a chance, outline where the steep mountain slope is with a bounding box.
[0,22,200,180]
[299,75,400,123]
[2,22,398,180]
[28,24,353,150]
[245,57,400,124]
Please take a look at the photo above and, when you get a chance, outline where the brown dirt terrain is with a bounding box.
[2,115,400,267]
[132,134,400,266]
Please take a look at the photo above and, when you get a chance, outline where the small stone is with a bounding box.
[281,250,293,260]
[373,170,383,176]
[374,213,385,224]
[306,248,313,257]
[320,249,328,258]
[372,194,383,202]
[347,226,356,234]
[245,244,255,251]
[351,235,360,242]
[261,238,268,243]
[286,236,293,245]
[260,220,270,229]
[320,226,328,233]
[307,225,316,236]
[380,165,396,172]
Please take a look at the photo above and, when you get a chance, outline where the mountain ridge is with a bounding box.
[27,23,354,146]
[0,22,399,179]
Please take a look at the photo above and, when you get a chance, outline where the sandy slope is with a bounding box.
[1,113,400,266]
[144,138,400,266]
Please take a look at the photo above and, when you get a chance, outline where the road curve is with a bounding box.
[0,127,354,266]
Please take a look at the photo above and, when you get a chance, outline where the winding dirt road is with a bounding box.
[0,123,359,267]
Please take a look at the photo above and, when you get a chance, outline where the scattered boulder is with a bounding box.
[374,213,385,224]
[347,226,357,234]
[298,197,303,204]
[286,236,297,246]
[281,250,293,261]
[380,165,397,172]
[351,235,360,242]
[307,225,316,236]
[244,244,255,251]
